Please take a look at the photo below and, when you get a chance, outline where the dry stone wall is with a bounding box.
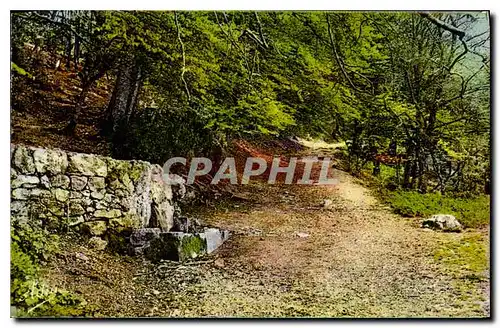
[10,144,176,238]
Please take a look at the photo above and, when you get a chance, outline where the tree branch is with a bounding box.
[325,13,362,93]
[21,11,90,45]
[174,12,191,101]
[420,13,466,40]
[253,12,269,49]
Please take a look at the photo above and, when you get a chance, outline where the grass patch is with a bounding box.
[432,232,489,315]
[385,191,490,229]
[11,221,91,317]
[434,233,488,278]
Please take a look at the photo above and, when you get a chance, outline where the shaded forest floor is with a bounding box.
[41,142,490,318]
[11,48,113,156]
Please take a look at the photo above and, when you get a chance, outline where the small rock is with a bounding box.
[69,203,85,216]
[91,191,105,200]
[88,237,108,250]
[53,188,70,202]
[12,188,31,200]
[51,175,70,188]
[70,176,88,191]
[321,199,333,209]
[152,289,160,296]
[214,258,225,268]
[68,153,107,177]
[109,215,139,233]
[94,209,122,218]
[11,175,40,188]
[88,177,106,191]
[68,216,85,227]
[40,175,51,188]
[70,191,83,199]
[13,146,36,174]
[33,148,68,175]
[75,252,89,261]
[10,201,27,213]
[30,188,52,198]
[422,214,462,232]
[295,232,310,238]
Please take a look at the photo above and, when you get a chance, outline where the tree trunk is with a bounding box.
[74,36,80,69]
[104,57,143,157]
[64,69,108,136]
[65,35,72,69]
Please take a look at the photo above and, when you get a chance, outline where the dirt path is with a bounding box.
[126,156,487,317]
[45,145,489,318]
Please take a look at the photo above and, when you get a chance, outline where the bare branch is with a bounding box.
[325,13,362,93]
[420,13,466,40]
[174,12,191,101]
[20,11,90,45]
[253,12,269,49]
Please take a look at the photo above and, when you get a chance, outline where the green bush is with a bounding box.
[386,191,490,229]
[11,221,89,317]
[118,106,219,164]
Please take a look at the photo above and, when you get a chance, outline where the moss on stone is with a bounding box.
[179,234,207,260]
[68,154,107,177]
[106,160,132,182]
[106,234,129,254]
[82,221,107,236]
[129,161,149,183]
[45,200,65,217]
[53,188,70,202]
[108,213,140,234]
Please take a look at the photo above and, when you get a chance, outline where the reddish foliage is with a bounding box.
[374,153,407,166]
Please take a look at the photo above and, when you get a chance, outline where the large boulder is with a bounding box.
[33,148,68,175]
[139,227,230,262]
[145,232,207,262]
[68,153,107,177]
[13,146,36,174]
[151,202,174,232]
[422,214,462,232]
[164,174,186,200]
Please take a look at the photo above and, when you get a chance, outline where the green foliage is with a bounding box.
[11,62,33,79]
[11,221,89,317]
[386,191,490,228]
[121,106,219,164]
[10,11,490,195]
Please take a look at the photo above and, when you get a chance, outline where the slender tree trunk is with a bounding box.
[74,36,80,68]
[65,35,72,69]
[104,57,143,157]
[64,68,108,136]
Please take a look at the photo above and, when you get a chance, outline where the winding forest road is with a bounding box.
[166,167,489,318]
[47,143,490,318]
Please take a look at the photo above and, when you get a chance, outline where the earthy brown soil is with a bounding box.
[41,143,490,318]
[11,47,112,156]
